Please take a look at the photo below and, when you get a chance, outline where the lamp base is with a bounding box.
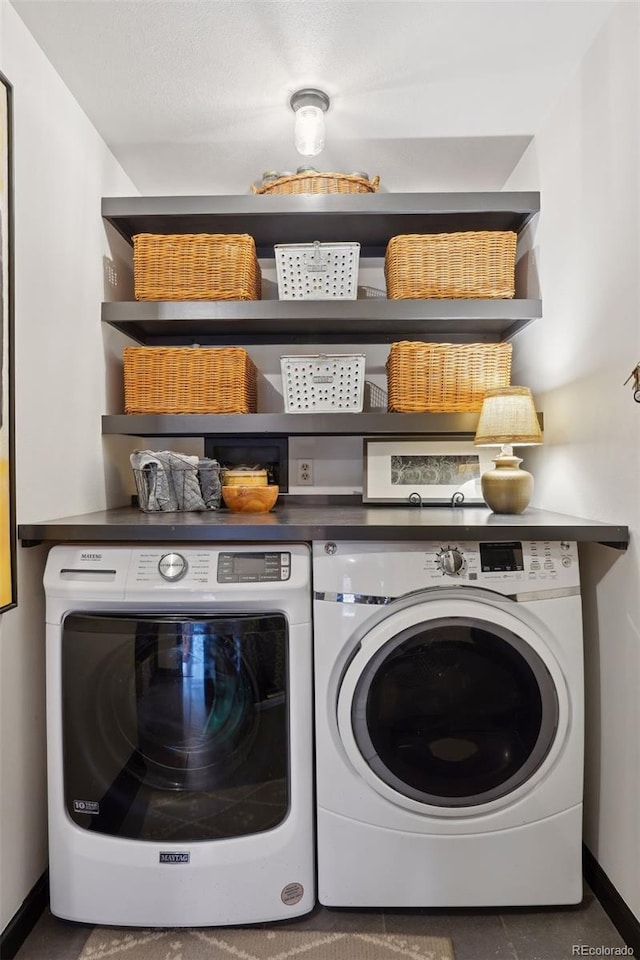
[481,454,533,514]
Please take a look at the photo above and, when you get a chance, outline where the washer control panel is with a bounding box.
[133,550,214,585]
[424,540,579,589]
[217,551,291,583]
[127,548,295,588]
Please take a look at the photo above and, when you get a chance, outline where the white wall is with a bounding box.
[0,3,138,931]
[505,1,640,919]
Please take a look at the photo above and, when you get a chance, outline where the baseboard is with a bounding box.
[0,870,49,960]
[584,846,640,954]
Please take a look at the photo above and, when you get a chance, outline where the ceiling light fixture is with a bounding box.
[290,88,330,158]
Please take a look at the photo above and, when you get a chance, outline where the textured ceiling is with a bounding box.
[10,0,616,195]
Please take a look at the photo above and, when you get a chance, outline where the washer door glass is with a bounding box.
[349,616,559,807]
[62,613,288,841]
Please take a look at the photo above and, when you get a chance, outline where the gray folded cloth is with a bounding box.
[198,458,221,510]
[165,451,205,511]
[130,450,176,511]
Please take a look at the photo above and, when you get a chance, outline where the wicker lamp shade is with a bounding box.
[474,386,542,447]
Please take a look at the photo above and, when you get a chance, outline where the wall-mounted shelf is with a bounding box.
[102,191,542,441]
[101,411,535,438]
[102,191,540,258]
[102,298,542,346]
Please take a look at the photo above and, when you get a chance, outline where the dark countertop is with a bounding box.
[18,503,629,549]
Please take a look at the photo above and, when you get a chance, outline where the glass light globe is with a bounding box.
[294,104,325,157]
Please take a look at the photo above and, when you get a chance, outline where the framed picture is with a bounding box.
[0,71,15,612]
[363,437,493,506]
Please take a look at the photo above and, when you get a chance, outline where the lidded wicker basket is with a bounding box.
[385,231,517,300]
[386,341,512,413]
[123,346,257,415]
[133,233,261,302]
[252,172,380,195]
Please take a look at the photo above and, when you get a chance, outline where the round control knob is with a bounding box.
[158,552,188,582]
[437,548,465,576]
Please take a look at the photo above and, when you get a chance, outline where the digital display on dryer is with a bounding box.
[479,541,524,572]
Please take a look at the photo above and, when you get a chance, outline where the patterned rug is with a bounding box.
[78,926,455,960]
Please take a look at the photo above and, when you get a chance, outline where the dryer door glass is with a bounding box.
[350,616,559,807]
[61,613,288,841]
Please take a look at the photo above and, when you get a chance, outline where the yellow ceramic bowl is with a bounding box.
[221,484,279,513]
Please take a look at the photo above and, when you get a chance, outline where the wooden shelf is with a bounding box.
[102,298,542,346]
[102,191,540,258]
[102,411,520,438]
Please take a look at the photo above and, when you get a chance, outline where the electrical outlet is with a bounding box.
[296,459,313,486]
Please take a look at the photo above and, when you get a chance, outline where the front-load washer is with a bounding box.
[44,543,314,926]
[313,539,584,907]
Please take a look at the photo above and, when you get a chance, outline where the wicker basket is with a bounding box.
[123,346,257,414]
[132,233,261,301]
[385,231,517,300]
[252,172,380,195]
[386,341,512,413]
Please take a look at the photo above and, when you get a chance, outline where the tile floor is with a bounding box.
[15,885,628,960]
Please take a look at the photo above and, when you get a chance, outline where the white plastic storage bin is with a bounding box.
[281,354,366,413]
[275,241,360,300]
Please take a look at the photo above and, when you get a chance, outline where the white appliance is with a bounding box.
[313,539,584,907]
[44,543,314,926]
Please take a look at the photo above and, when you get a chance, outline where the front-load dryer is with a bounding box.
[44,543,314,926]
[313,539,584,907]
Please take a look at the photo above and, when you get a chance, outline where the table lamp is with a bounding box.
[474,386,543,514]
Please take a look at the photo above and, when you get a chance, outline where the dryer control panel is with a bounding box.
[424,540,580,590]
[312,540,580,603]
